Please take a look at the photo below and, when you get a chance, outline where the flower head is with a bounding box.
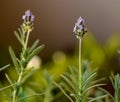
[22,10,35,32]
[22,10,35,22]
[73,17,87,38]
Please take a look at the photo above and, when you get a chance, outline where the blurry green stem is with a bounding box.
[25,29,30,48]
[78,37,82,98]
[12,30,29,102]
[12,71,23,102]
[25,30,30,49]
[13,90,17,102]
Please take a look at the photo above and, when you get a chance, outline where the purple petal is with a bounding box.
[77,17,84,24]
[75,23,82,30]
[78,25,83,30]
[31,15,35,21]
[25,10,31,16]
[73,25,77,32]
[22,15,25,19]
[22,10,35,22]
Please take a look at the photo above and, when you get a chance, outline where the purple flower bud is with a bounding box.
[22,10,35,22]
[73,25,77,32]
[73,17,87,38]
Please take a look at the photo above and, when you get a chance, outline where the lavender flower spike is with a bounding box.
[73,16,87,38]
[22,10,35,22]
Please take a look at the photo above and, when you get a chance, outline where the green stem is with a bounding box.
[12,29,28,102]
[78,37,82,98]
[12,71,23,102]
[25,30,30,49]
[18,71,23,83]
[12,90,17,102]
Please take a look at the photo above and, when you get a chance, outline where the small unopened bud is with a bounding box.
[21,10,35,32]
[22,10,35,22]
[73,17,87,38]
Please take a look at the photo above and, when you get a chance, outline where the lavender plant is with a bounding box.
[54,17,107,102]
[0,10,44,102]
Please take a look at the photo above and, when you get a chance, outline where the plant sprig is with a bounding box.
[2,10,44,102]
[54,17,107,102]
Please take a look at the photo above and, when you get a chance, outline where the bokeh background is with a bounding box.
[0,0,120,65]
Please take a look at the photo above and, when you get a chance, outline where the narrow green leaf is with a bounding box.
[16,58,24,70]
[27,45,44,62]
[21,26,26,40]
[29,39,39,54]
[0,83,17,91]
[60,82,74,95]
[98,87,114,101]
[88,94,108,102]
[61,75,76,92]
[5,73,15,90]
[68,66,78,84]
[18,28,24,41]
[69,66,78,75]
[53,81,74,102]
[111,72,115,80]
[14,31,23,46]
[91,77,105,85]
[19,93,45,100]
[82,72,96,89]
[83,84,106,95]
[109,76,114,88]
[0,64,10,71]
[9,46,20,74]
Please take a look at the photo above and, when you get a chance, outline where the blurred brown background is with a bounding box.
[0,0,120,65]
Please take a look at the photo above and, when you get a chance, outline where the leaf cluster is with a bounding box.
[54,61,107,102]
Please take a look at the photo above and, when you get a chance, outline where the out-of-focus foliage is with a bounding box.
[110,73,120,102]
[80,32,120,81]
[53,61,107,102]
[36,33,120,101]
[0,32,120,102]
[46,32,120,81]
